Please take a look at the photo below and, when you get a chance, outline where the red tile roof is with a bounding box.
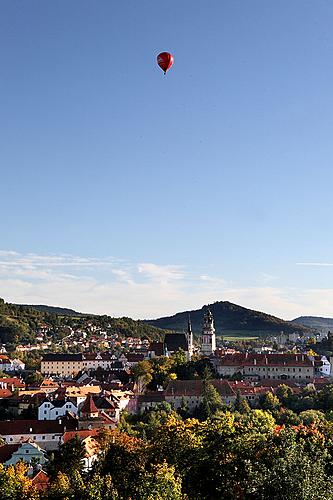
[218,353,313,367]
[255,379,298,388]
[0,377,25,389]
[32,470,49,491]
[80,394,99,415]
[0,418,77,436]
[62,429,99,443]
[0,389,12,398]
[165,379,236,398]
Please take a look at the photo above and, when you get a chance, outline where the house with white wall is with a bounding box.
[38,399,78,420]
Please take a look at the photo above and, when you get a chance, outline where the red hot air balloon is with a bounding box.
[157,52,174,74]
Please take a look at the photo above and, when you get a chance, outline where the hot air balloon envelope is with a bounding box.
[157,52,174,74]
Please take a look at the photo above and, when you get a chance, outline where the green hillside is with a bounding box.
[146,301,317,337]
[18,304,85,316]
[0,298,167,348]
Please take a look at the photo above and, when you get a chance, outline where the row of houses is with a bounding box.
[135,378,296,413]
[40,352,145,376]
[210,353,329,380]
[0,355,25,372]
[0,427,101,473]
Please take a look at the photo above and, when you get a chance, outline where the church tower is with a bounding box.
[187,314,193,361]
[201,308,216,356]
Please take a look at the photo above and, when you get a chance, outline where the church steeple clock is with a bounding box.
[201,308,216,356]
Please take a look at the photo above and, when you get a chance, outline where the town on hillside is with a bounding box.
[1,304,333,496]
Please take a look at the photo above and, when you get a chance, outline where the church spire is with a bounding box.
[187,314,193,361]
[187,314,192,335]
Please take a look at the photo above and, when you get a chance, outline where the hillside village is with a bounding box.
[1,301,333,494]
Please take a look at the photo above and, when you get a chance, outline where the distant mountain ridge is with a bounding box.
[146,301,316,337]
[291,316,333,331]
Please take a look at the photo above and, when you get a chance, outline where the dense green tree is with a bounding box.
[133,361,153,394]
[275,407,301,426]
[233,390,251,414]
[100,431,150,498]
[0,463,39,500]
[196,380,224,420]
[137,462,182,500]
[299,409,325,426]
[25,371,44,387]
[276,384,293,405]
[259,392,281,412]
[48,436,86,479]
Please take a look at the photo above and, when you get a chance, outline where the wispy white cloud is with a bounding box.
[138,263,185,283]
[296,262,333,267]
[1,249,333,320]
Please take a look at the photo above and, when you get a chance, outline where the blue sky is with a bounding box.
[1,1,333,319]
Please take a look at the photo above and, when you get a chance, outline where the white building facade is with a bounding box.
[38,400,78,420]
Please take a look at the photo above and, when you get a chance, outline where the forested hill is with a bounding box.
[18,304,84,316]
[291,316,333,331]
[0,298,167,348]
[145,301,316,337]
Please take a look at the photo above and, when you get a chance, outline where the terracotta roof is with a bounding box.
[0,444,20,463]
[40,379,59,388]
[65,385,101,398]
[238,386,270,396]
[0,418,77,436]
[32,470,49,491]
[80,393,99,415]
[218,353,313,367]
[62,429,99,443]
[312,377,333,387]
[165,379,236,398]
[0,377,25,388]
[0,389,12,398]
[254,379,298,388]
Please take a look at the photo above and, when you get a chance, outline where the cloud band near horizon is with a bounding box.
[1,249,333,321]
